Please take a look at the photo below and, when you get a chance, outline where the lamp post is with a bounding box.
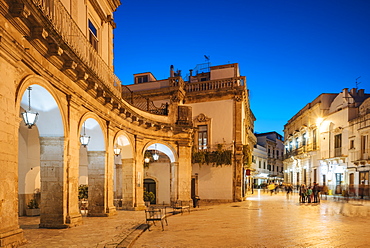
[80,123,90,147]
[22,86,39,129]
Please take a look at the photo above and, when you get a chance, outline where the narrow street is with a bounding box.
[132,190,370,248]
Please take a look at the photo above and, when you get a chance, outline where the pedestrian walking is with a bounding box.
[285,183,293,199]
[321,183,328,200]
[359,181,365,199]
[268,183,276,196]
[313,182,320,203]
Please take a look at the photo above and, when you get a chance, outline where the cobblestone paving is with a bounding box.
[19,210,146,248]
[132,191,370,248]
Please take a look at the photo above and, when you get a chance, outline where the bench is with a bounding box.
[145,208,168,231]
[171,200,191,215]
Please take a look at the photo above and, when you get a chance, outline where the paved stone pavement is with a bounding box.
[18,191,370,247]
[19,210,146,247]
[132,191,370,248]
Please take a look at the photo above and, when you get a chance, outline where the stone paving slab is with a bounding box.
[18,192,370,247]
[132,192,370,248]
[19,210,146,248]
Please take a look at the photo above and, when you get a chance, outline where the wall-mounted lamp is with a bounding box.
[22,86,39,129]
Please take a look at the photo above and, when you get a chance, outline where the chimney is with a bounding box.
[170,65,174,77]
[350,88,356,96]
[343,88,349,98]
[358,89,365,97]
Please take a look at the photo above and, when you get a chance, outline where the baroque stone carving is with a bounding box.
[195,113,209,123]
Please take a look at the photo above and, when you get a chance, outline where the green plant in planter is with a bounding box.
[143,191,155,203]
[27,198,39,209]
[192,144,232,167]
[78,184,88,200]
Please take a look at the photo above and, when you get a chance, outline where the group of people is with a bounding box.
[299,182,328,203]
[264,181,329,203]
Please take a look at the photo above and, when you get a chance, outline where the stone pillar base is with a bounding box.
[133,206,146,211]
[0,227,25,247]
[105,206,117,216]
[66,213,83,227]
[39,223,69,229]
[87,213,109,217]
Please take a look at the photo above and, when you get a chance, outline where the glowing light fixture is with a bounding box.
[22,87,39,129]
[80,122,90,147]
[144,157,150,163]
[316,117,324,126]
[114,146,121,156]
[153,144,159,161]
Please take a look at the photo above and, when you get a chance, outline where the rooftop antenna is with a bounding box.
[356,76,361,89]
[204,55,210,72]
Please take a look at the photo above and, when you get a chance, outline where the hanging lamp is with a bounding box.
[22,87,39,129]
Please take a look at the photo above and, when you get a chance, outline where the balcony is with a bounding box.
[27,0,121,96]
[284,143,318,159]
[351,150,370,164]
[185,76,246,93]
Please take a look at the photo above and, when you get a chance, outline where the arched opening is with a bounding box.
[113,133,133,209]
[18,84,64,228]
[143,143,176,205]
[78,117,106,217]
[144,178,156,204]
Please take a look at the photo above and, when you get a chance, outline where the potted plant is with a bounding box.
[26,198,40,216]
[78,185,88,215]
[143,191,155,206]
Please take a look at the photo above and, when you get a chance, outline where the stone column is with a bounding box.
[87,151,107,216]
[0,121,25,245]
[39,136,67,228]
[65,95,82,227]
[105,125,116,215]
[233,149,244,202]
[175,143,192,201]
[233,96,244,202]
[121,158,135,209]
[115,163,123,200]
[133,136,145,210]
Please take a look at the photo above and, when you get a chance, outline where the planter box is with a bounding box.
[26,208,40,216]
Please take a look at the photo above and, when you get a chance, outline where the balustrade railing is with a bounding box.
[185,76,245,93]
[351,150,370,162]
[30,0,122,96]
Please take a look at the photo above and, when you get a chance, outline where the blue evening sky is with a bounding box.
[113,0,370,135]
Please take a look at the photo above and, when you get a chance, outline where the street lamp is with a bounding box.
[80,122,90,147]
[22,86,39,129]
